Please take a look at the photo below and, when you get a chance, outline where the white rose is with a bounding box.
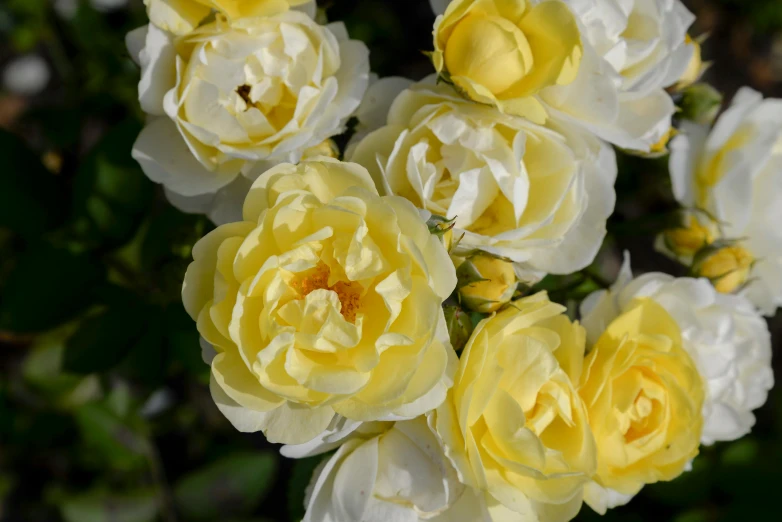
[581,255,774,447]
[564,0,695,94]
[428,0,693,152]
[125,14,369,223]
[349,78,616,279]
[540,0,693,151]
[299,417,496,522]
[669,87,782,315]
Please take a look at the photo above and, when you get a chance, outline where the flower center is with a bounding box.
[292,264,363,323]
[236,84,254,111]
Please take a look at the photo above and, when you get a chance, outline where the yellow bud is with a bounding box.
[302,139,339,160]
[663,216,715,259]
[696,246,754,294]
[675,36,705,90]
[458,255,517,313]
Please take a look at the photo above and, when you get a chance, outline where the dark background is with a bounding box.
[0,1,780,521]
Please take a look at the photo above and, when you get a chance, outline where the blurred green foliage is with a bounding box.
[0,1,780,521]
[717,0,782,34]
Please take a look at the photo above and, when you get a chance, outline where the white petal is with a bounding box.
[132,118,238,197]
[135,24,177,116]
[583,481,635,515]
[355,76,415,135]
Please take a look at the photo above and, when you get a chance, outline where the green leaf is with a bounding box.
[22,325,102,408]
[288,455,326,522]
[0,129,67,239]
[646,454,713,507]
[62,296,149,375]
[469,312,484,330]
[174,452,277,522]
[59,489,158,522]
[673,509,710,522]
[141,207,211,299]
[75,402,149,471]
[22,106,83,149]
[0,244,106,333]
[117,307,168,387]
[721,438,760,466]
[165,303,208,379]
[72,120,154,248]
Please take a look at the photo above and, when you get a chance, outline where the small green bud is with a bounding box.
[679,83,723,125]
[443,305,475,353]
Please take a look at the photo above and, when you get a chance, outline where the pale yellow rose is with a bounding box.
[432,0,582,123]
[129,12,368,223]
[457,255,517,313]
[579,299,704,507]
[434,293,596,521]
[349,81,617,278]
[144,0,315,35]
[182,159,458,444]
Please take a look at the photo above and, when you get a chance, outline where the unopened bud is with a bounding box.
[443,305,474,353]
[302,139,339,159]
[662,216,715,260]
[674,36,709,91]
[427,214,457,251]
[694,245,754,294]
[457,255,517,313]
[679,83,723,125]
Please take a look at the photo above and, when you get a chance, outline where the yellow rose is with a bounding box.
[144,0,315,35]
[694,245,754,294]
[432,0,582,122]
[183,159,458,444]
[457,255,517,313]
[579,299,704,506]
[434,293,596,520]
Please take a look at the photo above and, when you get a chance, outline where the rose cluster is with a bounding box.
[126,0,777,520]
